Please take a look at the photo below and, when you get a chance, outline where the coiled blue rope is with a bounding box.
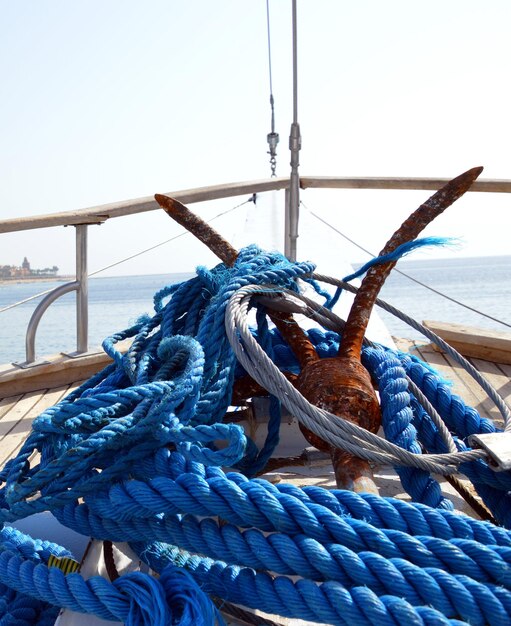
[0,245,509,625]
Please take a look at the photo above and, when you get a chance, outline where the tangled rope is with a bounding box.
[0,245,509,625]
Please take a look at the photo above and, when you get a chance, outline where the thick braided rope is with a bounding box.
[51,446,510,544]
[0,549,221,625]
[109,447,511,544]
[0,523,220,625]
[0,247,509,625]
[54,495,511,605]
[0,582,59,626]
[390,351,511,525]
[134,541,483,626]
[57,469,511,583]
[365,350,453,510]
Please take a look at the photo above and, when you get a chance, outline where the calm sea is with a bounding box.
[0,256,509,364]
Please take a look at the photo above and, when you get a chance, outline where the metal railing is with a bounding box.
[21,225,88,365]
[1,175,510,366]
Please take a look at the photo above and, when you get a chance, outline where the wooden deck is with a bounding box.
[0,336,509,491]
[393,336,510,430]
[0,380,85,468]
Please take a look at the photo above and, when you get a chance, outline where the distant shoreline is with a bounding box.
[0,276,74,286]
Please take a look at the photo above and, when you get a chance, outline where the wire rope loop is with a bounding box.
[225,284,491,474]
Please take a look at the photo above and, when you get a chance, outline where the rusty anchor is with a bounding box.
[293,166,483,492]
[155,165,482,493]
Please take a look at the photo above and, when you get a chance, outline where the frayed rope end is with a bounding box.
[326,236,458,310]
[344,236,459,284]
[115,564,224,626]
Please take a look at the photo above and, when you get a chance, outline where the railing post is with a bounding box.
[75,224,88,354]
[284,188,291,258]
[23,281,79,365]
[20,223,90,366]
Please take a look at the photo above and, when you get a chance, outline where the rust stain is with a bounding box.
[293,166,483,491]
[232,372,298,405]
[339,166,483,360]
[270,310,318,368]
[155,194,239,267]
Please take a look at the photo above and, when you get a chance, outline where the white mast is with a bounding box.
[285,0,301,261]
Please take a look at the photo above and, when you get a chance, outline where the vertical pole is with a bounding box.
[287,0,301,261]
[75,224,88,354]
[284,188,291,257]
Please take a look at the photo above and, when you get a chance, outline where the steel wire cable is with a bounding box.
[303,201,511,330]
[225,284,489,473]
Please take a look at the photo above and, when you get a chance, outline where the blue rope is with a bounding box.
[0,245,509,625]
[328,236,454,310]
[364,349,454,510]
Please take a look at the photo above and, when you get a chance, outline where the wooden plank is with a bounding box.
[498,362,511,378]
[0,385,71,467]
[0,340,131,400]
[438,351,505,427]
[69,379,88,391]
[469,358,511,426]
[0,178,290,233]
[392,337,416,353]
[0,362,103,399]
[26,384,73,419]
[0,380,85,467]
[0,391,41,440]
[423,320,511,365]
[412,342,499,420]
[300,176,511,193]
[1,175,510,234]
[0,394,23,421]
[470,357,511,403]
[396,325,511,427]
[392,338,489,414]
[389,336,509,432]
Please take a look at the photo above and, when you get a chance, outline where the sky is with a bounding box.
[1,0,510,276]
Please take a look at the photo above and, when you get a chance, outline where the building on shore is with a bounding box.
[0,258,59,280]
